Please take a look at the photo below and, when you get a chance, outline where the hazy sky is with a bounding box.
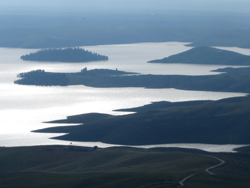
[1,0,250,13]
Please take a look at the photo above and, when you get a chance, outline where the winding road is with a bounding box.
[203,155,225,175]
[21,153,226,188]
[176,154,225,187]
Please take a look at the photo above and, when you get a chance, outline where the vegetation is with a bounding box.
[0,145,250,188]
[21,47,108,62]
[34,95,250,145]
[148,46,250,65]
[14,68,138,86]
[15,69,68,86]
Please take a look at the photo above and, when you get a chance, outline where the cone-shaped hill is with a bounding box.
[148,46,250,65]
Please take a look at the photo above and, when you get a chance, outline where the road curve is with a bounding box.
[175,154,225,187]
[202,155,225,175]
[178,174,196,187]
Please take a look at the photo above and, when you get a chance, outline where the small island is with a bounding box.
[20,47,108,62]
[148,46,250,65]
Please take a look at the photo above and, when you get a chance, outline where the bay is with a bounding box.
[0,42,248,152]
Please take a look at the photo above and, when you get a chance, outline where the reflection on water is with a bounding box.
[1,133,247,153]
[0,42,249,152]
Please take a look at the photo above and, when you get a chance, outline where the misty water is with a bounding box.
[0,42,249,152]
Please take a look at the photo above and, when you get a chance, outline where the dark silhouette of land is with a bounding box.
[34,95,250,145]
[148,46,250,65]
[15,47,250,145]
[15,46,250,92]
[14,66,250,93]
[21,47,108,62]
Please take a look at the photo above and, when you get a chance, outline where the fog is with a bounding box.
[1,0,250,48]
[1,0,250,14]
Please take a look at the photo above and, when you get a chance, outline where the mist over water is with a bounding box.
[0,42,248,152]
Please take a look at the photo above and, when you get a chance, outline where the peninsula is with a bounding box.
[20,47,108,62]
[35,95,250,145]
[14,67,250,93]
[148,46,250,65]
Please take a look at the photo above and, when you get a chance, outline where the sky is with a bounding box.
[1,0,250,14]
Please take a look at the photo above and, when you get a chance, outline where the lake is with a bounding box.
[0,42,249,152]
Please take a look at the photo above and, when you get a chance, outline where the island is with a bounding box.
[148,46,250,65]
[20,47,108,62]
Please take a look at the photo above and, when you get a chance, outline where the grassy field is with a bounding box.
[0,146,250,188]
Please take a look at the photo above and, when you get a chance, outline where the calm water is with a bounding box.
[0,42,249,152]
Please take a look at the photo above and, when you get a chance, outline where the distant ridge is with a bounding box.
[148,46,250,65]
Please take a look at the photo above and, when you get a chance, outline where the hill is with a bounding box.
[148,46,250,65]
[20,48,108,62]
[0,145,250,188]
[34,96,250,145]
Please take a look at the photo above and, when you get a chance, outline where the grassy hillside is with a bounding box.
[0,146,212,188]
[0,146,250,188]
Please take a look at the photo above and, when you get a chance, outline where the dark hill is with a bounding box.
[14,67,250,93]
[148,46,250,65]
[34,95,250,145]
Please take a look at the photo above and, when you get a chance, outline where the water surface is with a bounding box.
[0,42,248,152]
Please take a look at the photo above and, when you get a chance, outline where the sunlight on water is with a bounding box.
[214,46,250,56]
[0,42,249,151]
[81,42,238,75]
[1,134,247,153]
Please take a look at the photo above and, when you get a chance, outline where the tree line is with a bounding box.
[21,47,108,62]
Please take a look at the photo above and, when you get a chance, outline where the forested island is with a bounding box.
[20,48,108,62]
[148,46,250,65]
